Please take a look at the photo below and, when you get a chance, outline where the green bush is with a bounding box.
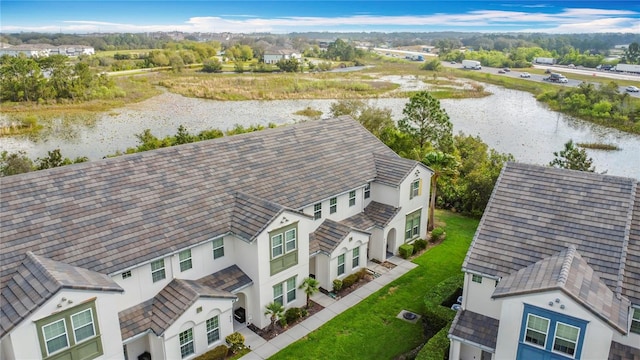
[399,244,414,259]
[415,323,452,360]
[424,274,463,321]
[333,279,343,292]
[194,344,229,360]
[430,227,445,243]
[285,307,303,324]
[413,239,428,253]
[225,331,245,353]
[342,273,359,288]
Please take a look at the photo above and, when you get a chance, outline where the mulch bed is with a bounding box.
[248,300,324,341]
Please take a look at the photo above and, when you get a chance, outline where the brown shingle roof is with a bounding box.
[0,252,122,336]
[493,246,630,334]
[463,162,639,305]
[623,186,640,304]
[448,310,500,351]
[340,201,400,231]
[118,277,236,340]
[608,341,640,360]
[196,265,253,293]
[310,219,367,255]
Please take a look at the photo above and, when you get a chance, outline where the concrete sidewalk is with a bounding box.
[238,256,418,360]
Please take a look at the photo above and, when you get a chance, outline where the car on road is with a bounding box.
[503,67,511,72]
[520,72,531,78]
[450,61,457,64]
[498,69,506,74]
[626,85,640,93]
[558,77,569,83]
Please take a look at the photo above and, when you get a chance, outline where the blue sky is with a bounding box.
[2,1,639,34]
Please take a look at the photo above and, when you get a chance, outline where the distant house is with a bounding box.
[448,162,640,360]
[0,44,94,57]
[263,48,302,64]
[0,117,433,360]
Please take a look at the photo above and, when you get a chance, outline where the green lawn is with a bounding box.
[269,210,479,360]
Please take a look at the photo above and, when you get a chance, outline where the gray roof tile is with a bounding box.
[609,341,640,360]
[340,201,400,231]
[493,246,630,334]
[196,265,253,293]
[463,163,639,306]
[0,252,122,336]
[310,219,356,255]
[448,310,500,350]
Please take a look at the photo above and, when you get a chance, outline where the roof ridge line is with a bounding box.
[557,245,577,287]
[26,251,63,288]
[616,181,637,300]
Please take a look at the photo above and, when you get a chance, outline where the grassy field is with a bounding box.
[269,210,479,360]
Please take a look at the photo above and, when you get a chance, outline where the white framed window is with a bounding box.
[273,283,284,305]
[631,308,640,334]
[472,274,482,283]
[338,254,345,275]
[524,314,549,348]
[285,229,296,252]
[352,247,360,268]
[553,322,579,357]
[206,316,220,344]
[404,209,421,240]
[314,203,322,219]
[212,238,224,259]
[286,277,296,302]
[179,249,192,272]
[42,319,69,355]
[330,197,337,214]
[151,259,166,283]
[271,233,283,258]
[410,179,421,199]
[364,183,370,199]
[71,308,95,343]
[349,190,356,207]
[121,270,131,279]
[179,328,194,358]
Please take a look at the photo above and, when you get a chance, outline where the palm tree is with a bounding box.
[298,277,320,309]
[423,151,458,231]
[264,302,285,331]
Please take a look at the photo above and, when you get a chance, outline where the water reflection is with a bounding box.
[0,84,638,180]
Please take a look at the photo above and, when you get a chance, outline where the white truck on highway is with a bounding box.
[613,64,640,74]
[462,60,481,70]
[534,57,556,65]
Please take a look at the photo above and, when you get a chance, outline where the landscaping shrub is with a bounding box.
[430,227,445,243]
[194,344,229,360]
[413,239,428,253]
[285,307,303,324]
[399,244,414,259]
[333,279,343,292]
[342,273,359,288]
[225,332,245,353]
[415,324,451,360]
[424,274,463,321]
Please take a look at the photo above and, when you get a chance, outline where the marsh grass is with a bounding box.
[577,142,620,151]
[294,107,323,119]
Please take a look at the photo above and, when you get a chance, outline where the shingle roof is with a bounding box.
[0,252,122,336]
[493,246,630,334]
[310,219,365,255]
[230,192,286,241]
[0,116,414,287]
[448,310,500,351]
[340,201,400,231]
[373,153,420,186]
[118,277,236,340]
[623,187,640,304]
[196,265,253,293]
[608,341,640,360]
[463,162,639,305]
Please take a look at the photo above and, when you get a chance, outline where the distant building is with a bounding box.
[0,44,94,58]
[263,48,302,64]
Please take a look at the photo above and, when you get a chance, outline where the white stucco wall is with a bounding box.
[494,291,616,360]
[162,297,234,360]
[329,234,369,283]
[371,182,399,207]
[461,273,502,319]
[5,289,124,360]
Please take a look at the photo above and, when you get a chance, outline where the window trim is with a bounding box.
[314,202,322,220]
[337,254,345,276]
[524,314,549,349]
[179,249,192,272]
[286,277,297,303]
[271,233,284,259]
[212,238,224,259]
[70,308,96,345]
[631,308,640,334]
[364,183,371,199]
[151,259,166,283]
[472,274,483,283]
[179,328,195,358]
[552,322,580,357]
[285,228,296,253]
[273,282,284,305]
[42,318,69,356]
[206,316,220,345]
[404,209,421,240]
[330,197,337,214]
[352,247,360,268]
[410,179,421,199]
[349,190,356,207]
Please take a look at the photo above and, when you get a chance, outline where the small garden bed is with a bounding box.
[248,300,324,341]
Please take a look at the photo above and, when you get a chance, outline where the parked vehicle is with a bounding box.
[614,64,640,74]
[626,86,640,93]
[543,73,568,83]
[462,60,482,70]
[520,72,531,78]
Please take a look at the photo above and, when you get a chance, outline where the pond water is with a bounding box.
[1,84,639,179]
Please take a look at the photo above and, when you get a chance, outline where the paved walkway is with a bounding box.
[238,256,418,359]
